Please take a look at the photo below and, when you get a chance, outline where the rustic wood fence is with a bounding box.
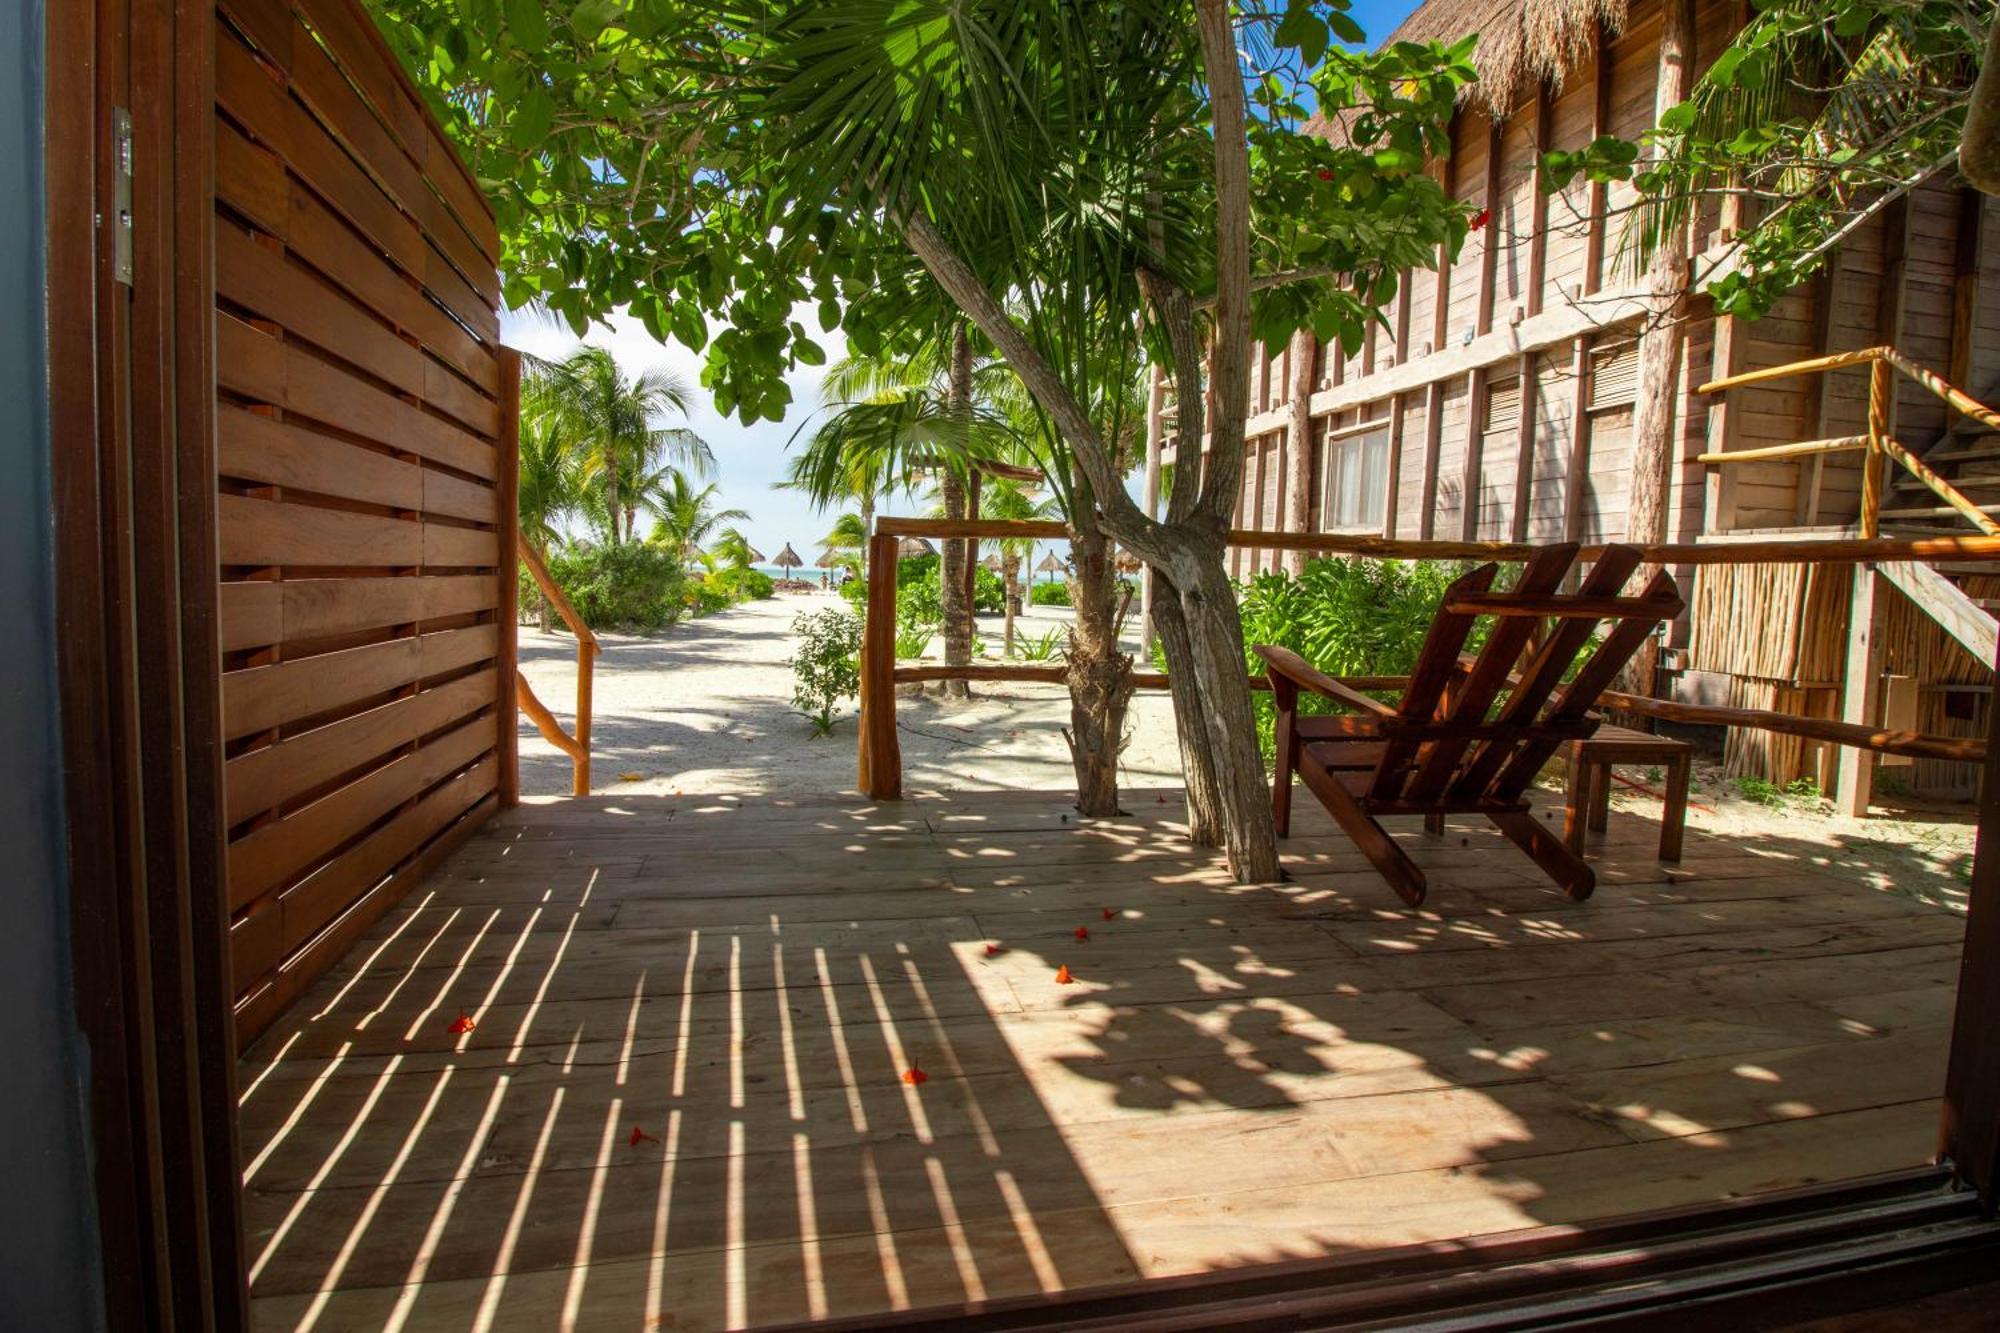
[214,0,517,1046]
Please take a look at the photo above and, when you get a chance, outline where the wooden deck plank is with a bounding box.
[238,790,1964,1331]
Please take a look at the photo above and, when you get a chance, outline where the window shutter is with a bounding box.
[1590,342,1639,409]
[1484,376,1522,434]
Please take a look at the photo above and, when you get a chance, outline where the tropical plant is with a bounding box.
[1015,625,1066,663]
[710,566,776,601]
[787,609,864,736]
[543,542,690,631]
[524,346,714,545]
[516,414,586,630]
[979,477,1054,654]
[375,0,1476,880]
[648,473,749,561]
[707,524,759,571]
[1030,581,1074,608]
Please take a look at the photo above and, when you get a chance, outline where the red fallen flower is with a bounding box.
[984,942,1001,957]
[1469,207,1492,230]
[628,1124,656,1148]
[1101,907,1116,921]
[901,1065,928,1086]
[1055,965,1075,984]
[1074,926,1090,941]
[447,1010,476,1035]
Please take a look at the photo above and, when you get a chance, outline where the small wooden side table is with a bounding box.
[1562,724,1692,862]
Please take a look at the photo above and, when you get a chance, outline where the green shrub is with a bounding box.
[1015,625,1066,661]
[541,542,688,631]
[1030,580,1072,607]
[710,566,775,601]
[688,582,731,615]
[786,609,863,737]
[1180,557,1488,763]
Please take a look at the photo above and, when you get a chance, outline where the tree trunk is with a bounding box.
[1002,554,1021,655]
[1063,492,1133,818]
[1964,16,2000,195]
[938,325,974,698]
[603,451,622,545]
[860,492,874,574]
[1283,328,1319,576]
[1624,0,1696,701]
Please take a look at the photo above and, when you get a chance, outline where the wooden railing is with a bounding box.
[856,517,1998,800]
[1697,346,2000,537]
[517,541,598,796]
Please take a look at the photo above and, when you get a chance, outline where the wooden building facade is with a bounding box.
[1159,0,2000,795]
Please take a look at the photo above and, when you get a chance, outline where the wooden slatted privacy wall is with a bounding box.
[213,0,516,1046]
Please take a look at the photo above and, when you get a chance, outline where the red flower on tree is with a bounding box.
[1469,207,1492,230]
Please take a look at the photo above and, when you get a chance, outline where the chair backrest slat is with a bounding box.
[1448,545,1646,801]
[1400,544,1579,806]
[1366,563,1497,802]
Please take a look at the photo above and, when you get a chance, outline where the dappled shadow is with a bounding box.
[235,786,1965,1328]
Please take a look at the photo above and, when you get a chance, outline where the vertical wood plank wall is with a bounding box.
[1210,0,2000,560]
[212,0,513,1046]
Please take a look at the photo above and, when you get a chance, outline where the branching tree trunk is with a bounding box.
[938,324,974,698]
[1625,0,1696,699]
[1063,475,1134,817]
[897,0,1281,882]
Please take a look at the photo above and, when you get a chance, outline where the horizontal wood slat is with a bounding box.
[222,624,497,740]
[216,0,510,1050]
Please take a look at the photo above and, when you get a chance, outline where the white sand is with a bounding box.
[515,591,1186,799]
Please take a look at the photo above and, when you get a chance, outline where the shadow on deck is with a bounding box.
[236,788,1965,1330]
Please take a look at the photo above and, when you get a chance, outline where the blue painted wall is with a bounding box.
[0,2,107,1329]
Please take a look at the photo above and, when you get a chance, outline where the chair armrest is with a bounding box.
[1252,645,1398,718]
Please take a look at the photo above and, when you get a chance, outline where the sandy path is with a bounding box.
[515,592,1185,798]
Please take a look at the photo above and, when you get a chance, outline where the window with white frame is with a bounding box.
[1323,424,1389,530]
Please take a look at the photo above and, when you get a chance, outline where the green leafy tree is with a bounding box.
[647,474,749,561]
[524,346,714,544]
[515,413,585,630]
[980,478,1056,655]
[373,0,1474,881]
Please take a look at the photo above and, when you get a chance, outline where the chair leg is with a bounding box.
[1563,751,1590,856]
[1490,810,1597,901]
[1588,763,1611,834]
[1423,813,1445,835]
[1660,753,1690,863]
[1272,699,1296,839]
[1300,766,1427,907]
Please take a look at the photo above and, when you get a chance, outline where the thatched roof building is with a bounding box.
[1344,0,1628,114]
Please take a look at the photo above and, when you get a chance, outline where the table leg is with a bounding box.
[1589,759,1612,835]
[1563,747,1590,856]
[1660,752,1690,862]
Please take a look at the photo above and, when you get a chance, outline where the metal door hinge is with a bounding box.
[112,107,133,286]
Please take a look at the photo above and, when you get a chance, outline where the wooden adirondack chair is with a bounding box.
[1254,543,1683,907]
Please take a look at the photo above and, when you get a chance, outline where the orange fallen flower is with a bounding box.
[901,1064,928,1086]
[1055,965,1074,984]
[447,1010,476,1035]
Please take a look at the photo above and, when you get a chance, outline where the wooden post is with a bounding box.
[496,347,521,807]
[1941,627,2000,1206]
[1141,365,1165,653]
[963,468,981,624]
[1861,356,1891,539]
[573,640,594,797]
[1951,188,1986,390]
[1283,328,1319,574]
[860,531,902,799]
[1836,566,1882,817]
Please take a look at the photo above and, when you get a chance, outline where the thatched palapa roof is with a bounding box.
[898,536,937,559]
[774,543,803,569]
[1329,0,1628,117]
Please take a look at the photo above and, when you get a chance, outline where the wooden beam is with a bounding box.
[496,347,520,807]
[1584,19,1612,298]
[1598,684,1981,764]
[1563,338,1595,549]
[1876,560,2000,664]
[1835,566,1883,816]
[859,531,901,798]
[1460,114,1505,542]
[1943,623,2000,1206]
[1420,382,1446,540]
[1795,254,1841,525]
[1950,187,1986,390]
[1384,395,1407,539]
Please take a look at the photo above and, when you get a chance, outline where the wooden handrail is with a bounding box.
[1697,347,2000,539]
[856,515,1998,801]
[517,541,596,795]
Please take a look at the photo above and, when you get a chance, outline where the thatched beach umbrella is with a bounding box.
[981,552,1004,572]
[1037,551,1065,584]
[774,543,804,573]
[815,547,842,569]
[898,536,936,560]
[1113,548,1142,575]
[743,544,767,566]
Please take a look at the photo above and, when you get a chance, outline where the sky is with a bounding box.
[500,0,1426,565]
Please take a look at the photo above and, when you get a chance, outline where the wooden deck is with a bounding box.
[238,788,1965,1331]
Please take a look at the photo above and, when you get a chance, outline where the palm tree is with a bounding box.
[648,473,749,562]
[525,346,714,545]
[818,511,869,571]
[708,525,759,572]
[979,479,1054,656]
[516,414,586,631]
[784,335,1016,690]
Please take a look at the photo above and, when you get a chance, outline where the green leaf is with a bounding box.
[512,85,554,147]
[669,300,708,352]
[503,0,548,50]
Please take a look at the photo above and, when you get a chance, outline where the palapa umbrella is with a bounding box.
[815,547,842,569]
[981,553,1004,572]
[1113,548,1143,575]
[897,536,937,559]
[743,544,768,566]
[773,543,804,573]
[1037,551,1065,584]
